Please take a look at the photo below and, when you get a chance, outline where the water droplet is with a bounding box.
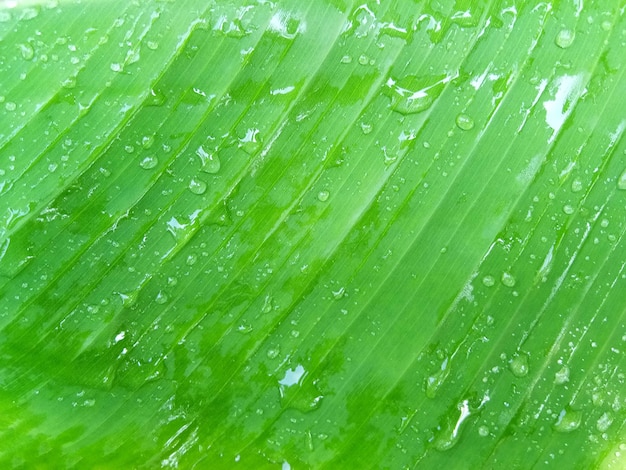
[196,145,221,173]
[18,43,34,61]
[261,294,273,314]
[139,155,158,169]
[278,364,323,412]
[110,62,123,72]
[141,135,155,149]
[554,365,570,384]
[188,177,207,195]
[571,178,583,192]
[332,287,346,300]
[317,190,329,202]
[509,353,529,377]
[601,20,612,32]
[146,88,166,107]
[358,54,369,65]
[596,412,613,432]
[617,168,626,190]
[146,40,159,50]
[385,74,451,115]
[360,122,373,134]
[340,55,352,64]
[5,102,16,112]
[425,356,450,399]
[553,406,582,433]
[455,113,475,131]
[478,425,489,437]
[155,290,169,304]
[432,399,472,451]
[118,291,137,307]
[555,29,575,49]
[501,272,516,287]
[482,275,495,287]
[562,204,575,215]
[238,128,261,154]
[267,347,280,359]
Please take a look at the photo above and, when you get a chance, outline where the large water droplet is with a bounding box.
[432,399,472,451]
[384,74,451,115]
[553,406,582,433]
[509,353,529,377]
[278,365,323,413]
[196,145,221,174]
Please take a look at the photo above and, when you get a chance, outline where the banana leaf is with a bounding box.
[0,0,625,468]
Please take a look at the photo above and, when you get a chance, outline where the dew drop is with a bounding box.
[482,275,495,287]
[261,294,273,314]
[141,135,155,149]
[501,272,516,287]
[360,122,373,134]
[267,347,280,359]
[617,168,626,190]
[509,353,529,377]
[188,177,207,195]
[5,102,16,112]
[146,40,159,50]
[196,145,221,174]
[555,29,575,49]
[455,113,475,131]
[332,287,346,300]
[317,190,329,202]
[139,155,158,169]
[554,407,582,433]
[478,425,489,437]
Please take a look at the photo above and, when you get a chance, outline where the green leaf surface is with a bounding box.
[1,0,625,468]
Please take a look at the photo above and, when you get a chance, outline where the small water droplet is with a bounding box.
[509,353,529,377]
[571,178,583,192]
[18,43,35,61]
[554,365,570,384]
[155,290,169,304]
[110,62,123,72]
[278,364,323,412]
[340,55,352,64]
[455,113,475,131]
[433,399,472,451]
[196,145,221,174]
[617,168,626,190]
[596,412,613,432]
[425,356,450,399]
[358,54,369,65]
[562,204,575,215]
[360,122,373,134]
[5,102,16,112]
[478,425,489,437]
[267,347,280,359]
[317,190,329,202]
[261,294,273,314]
[141,135,155,149]
[239,128,261,154]
[188,177,207,195]
[553,406,582,433]
[555,29,575,49]
[501,272,516,287]
[139,155,158,170]
[482,275,495,287]
[601,20,612,31]
[146,40,159,50]
[332,287,346,300]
